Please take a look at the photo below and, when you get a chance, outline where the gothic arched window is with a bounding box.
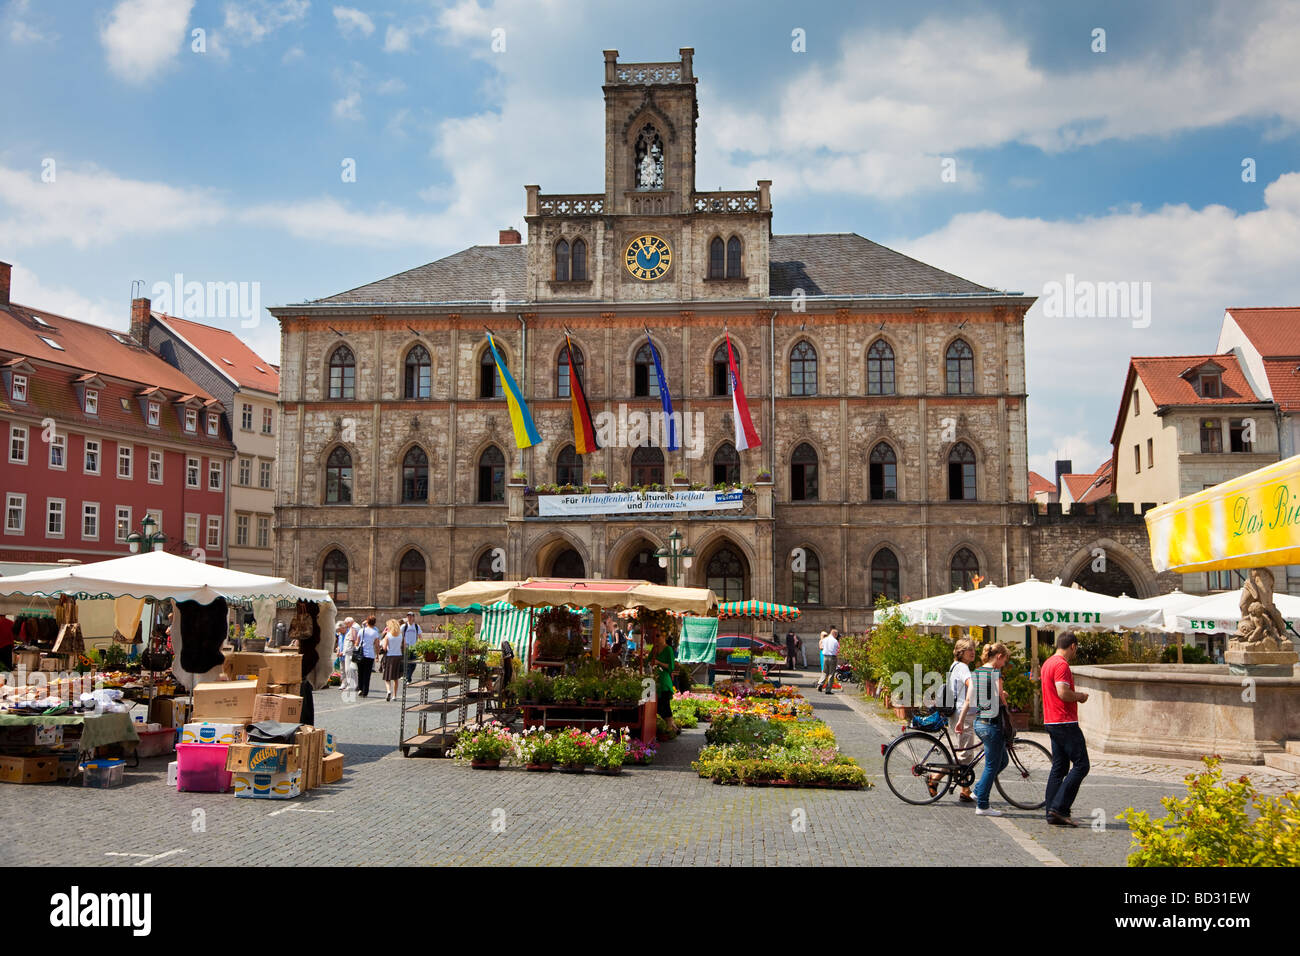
[712,441,740,485]
[398,550,426,606]
[946,339,975,395]
[950,548,980,592]
[328,345,354,399]
[630,445,664,487]
[712,342,736,396]
[871,549,900,604]
[790,340,817,396]
[477,445,505,502]
[869,442,897,501]
[793,547,821,605]
[323,550,349,605]
[948,442,977,500]
[557,343,584,399]
[634,124,664,190]
[325,447,352,504]
[791,443,819,501]
[634,343,661,398]
[479,347,503,399]
[571,238,587,282]
[707,547,747,601]
[475,548,503,581]
[404,345,431,399]
[556,444,583,486]
[401,446,428,502]
[726,236,742,278]
[555,239,570,282]
[709,237,725,279]
[867,339,895,396]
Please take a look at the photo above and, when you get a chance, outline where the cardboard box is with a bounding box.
[232,768,302,800]
[0,724,63,747]
[225,743,299,774]
[267,682,301,697]
[166,760,179,787]
[323,732,336,755]
[321,751,343,784]
[57,753,80,781]
[223,652,301,686]
[294,725,325,791]
[192,680,259,720]
[0,754,58,784]
[149,696,192,729]
[251,693,302,724]
[182,721,248,746]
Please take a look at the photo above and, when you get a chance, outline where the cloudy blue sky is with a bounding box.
[3,0,1299,477]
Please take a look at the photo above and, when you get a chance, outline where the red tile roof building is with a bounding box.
[1218,307,1300,455]
[0,262,235,566]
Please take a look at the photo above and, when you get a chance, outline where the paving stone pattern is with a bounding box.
[1,672,1289,866]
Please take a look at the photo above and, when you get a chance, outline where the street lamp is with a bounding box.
[127,515,167,553]
[654,528,695,588]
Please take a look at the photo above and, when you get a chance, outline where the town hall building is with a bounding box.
[270,49,1039,633]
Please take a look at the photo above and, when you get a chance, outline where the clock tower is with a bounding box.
[524,48,771,303]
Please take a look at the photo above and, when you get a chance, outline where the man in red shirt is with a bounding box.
[1041,632,1090,827]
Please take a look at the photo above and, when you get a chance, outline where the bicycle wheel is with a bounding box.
[995,738,1053,810]
[883,732,954,806]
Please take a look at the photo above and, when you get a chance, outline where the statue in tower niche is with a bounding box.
[1233,566,1294,652]
[635,125,664,190]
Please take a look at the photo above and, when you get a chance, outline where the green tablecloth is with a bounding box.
[0,712,140,749]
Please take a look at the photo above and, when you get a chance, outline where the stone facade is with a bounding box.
[271,49,1038,634]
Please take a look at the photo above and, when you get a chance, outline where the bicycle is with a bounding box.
[881,712,1053,809]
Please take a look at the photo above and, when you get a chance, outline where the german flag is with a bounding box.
[566,332,599,454]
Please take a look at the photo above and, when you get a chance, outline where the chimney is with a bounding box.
[0,261,11,306]
[498,228,522,245]
[130,296,152,349]
[1054,459,1073,498]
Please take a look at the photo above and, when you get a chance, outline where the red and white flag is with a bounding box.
[727,333,761,451]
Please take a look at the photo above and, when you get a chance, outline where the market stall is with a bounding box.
[0,551,339,791]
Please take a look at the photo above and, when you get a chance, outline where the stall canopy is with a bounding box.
[0,550,330,606]
[893,578,1163,631]
[1110,590,1208,633]
[717,600,801,621]
[419,602,486,616]
[1172,590,1300,636]
[1146,454,1300,573]
[438,577,719,615]
[480,601,535,659]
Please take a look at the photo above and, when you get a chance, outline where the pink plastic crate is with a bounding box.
[175,743,232,792]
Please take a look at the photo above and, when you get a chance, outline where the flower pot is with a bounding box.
[470,758,502,769]
[423,652,438,662]
[593,766,622,776]
[893,705,915,720]
[525,762,553,772]
[1009,711,1030,731]
[558,763,587,774]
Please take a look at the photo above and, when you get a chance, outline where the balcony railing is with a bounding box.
[537,194,605,216]
[693,191,761,214]
[612,63,683,85]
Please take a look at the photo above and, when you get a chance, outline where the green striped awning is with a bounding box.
[480,601,534,660]
[419,602,486,616]
[717,601,801,621]
[679,616,719,664]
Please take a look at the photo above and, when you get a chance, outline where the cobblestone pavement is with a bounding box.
[3,670,1289,866]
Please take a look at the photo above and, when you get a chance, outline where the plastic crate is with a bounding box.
[175,743,232,792]
[81,759,125,788]
[135,728,176,758]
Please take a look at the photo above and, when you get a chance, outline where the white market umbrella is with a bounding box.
[1110,590,1207,633]
[1172,589,1300,636]
[894,578,1162,631]
[891,588,974,626]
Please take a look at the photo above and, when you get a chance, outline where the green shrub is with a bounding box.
[1118,757,1300,866]
[1000,644,1034,712]
[671,699,699,728]
[509,670,553,703]
[1161,643,1212,664]
[705,713,788,746]
[866,601,951,700]
[838,633,872,684]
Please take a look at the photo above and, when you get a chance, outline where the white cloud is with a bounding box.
[239,197,443,246]
[385,107,410,139]
[898,173,1300,475]
[0,163,224,248]
[332,90,362,121]
[1029,434,1112,484]
[223,0,309,45]
[376,76,406,95]
[99,0,194,84]
[436,0,493,46]
[331,5,372,37]
[7,0,53,43]
[6,263,120,329]
[383,24,410,52]
[282,44,304,63]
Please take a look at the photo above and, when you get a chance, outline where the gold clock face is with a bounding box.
[624,235,672,280]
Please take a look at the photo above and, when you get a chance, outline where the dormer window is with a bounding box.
[12,374,26,402]
[147,402,160,426]
[1199,373,1221,398]
[185,408,197,432]
[85,388,98,415]
[206,413,219,437]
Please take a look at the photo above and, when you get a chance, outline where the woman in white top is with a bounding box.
[341,621,360,702]
[380,619,405,702]
[933,637,979,801]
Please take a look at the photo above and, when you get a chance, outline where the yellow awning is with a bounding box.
[1145,455,1300,573]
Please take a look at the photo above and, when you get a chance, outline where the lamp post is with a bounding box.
[126,515,167,554]
[655,528,695,588]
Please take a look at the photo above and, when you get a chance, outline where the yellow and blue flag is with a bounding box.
[486,331,541,449]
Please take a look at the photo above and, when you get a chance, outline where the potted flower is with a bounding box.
[451,721,513,769]
[627,737,657,765]
[672,470,689,487]
[591,727,628,774]
[510,470,528,485]
[554,727,594,772]
[412,638,442,663]
[516,727,557,771]
[589,471,608,487]
[755,470,773,483]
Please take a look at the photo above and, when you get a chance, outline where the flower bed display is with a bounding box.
[690,683,868,790]
[510,664,645,706]
[450,722,637,774]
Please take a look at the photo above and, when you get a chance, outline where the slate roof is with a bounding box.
[305,233,1000,306]
[152,312,280,395]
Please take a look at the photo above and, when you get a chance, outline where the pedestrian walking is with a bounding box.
[380,618,406,702]
[819,629,840,695]
[935,637,978,802]
[400,611,421,683]
[1042,632,1091,827]
[957,642,1011,816]
[357,616,380,698]
[340,620,360,702]
[785,630,796,669]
